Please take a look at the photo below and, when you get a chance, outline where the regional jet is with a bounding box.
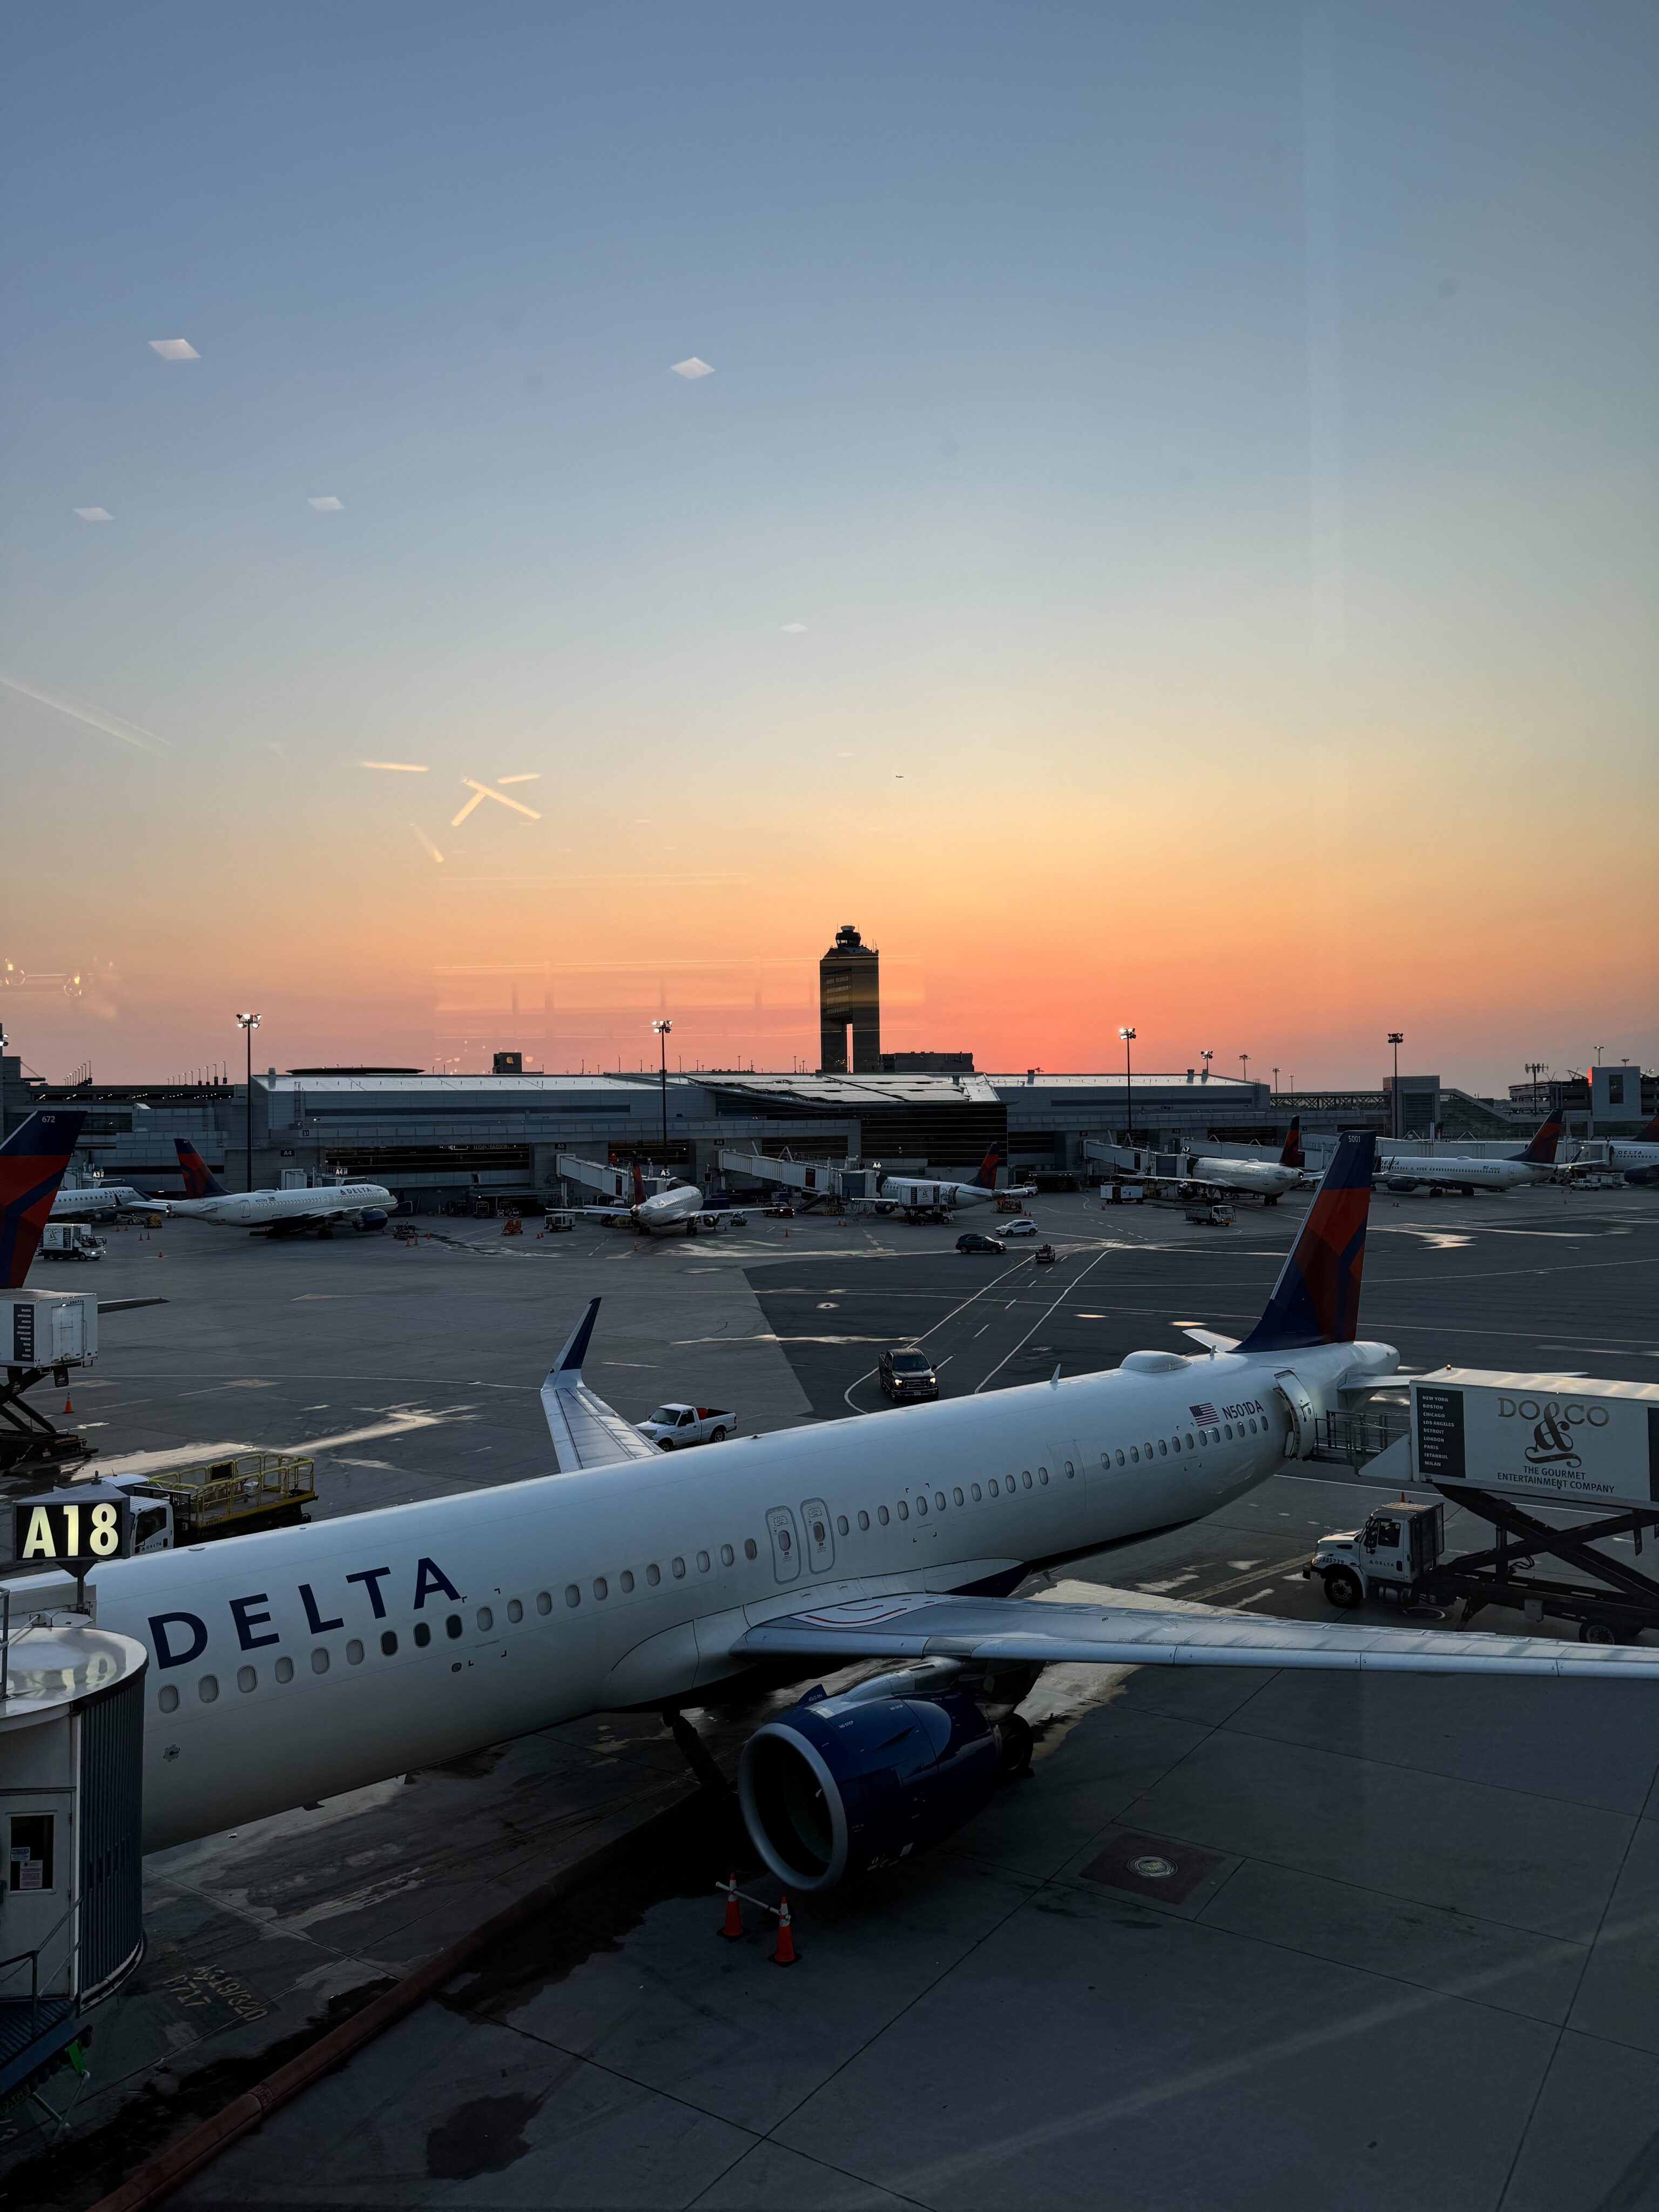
[875,1147,1033,1220]
[58,1130,1659,1896]
[50,1182,164,1222]
[1598,1108,1659,1186]
[1379,1108,1564,1196]
[1098,1120,1311,1205]
[164,1140,393,1237]
[554,1154,707,1235]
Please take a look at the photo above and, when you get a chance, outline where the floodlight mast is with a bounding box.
[236,1013,262,1192]
[1387,1031,1404,1140]
[1118,1026,1136,1145]
[652,1018,672,1157]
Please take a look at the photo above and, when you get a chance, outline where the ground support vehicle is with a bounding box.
[38,1225,105,1262]
[1034,1243,1057,1265]
[122,1452,316,1548]
[879,1349,938,1403]
[636,1404,734,1448]
[1184,1203,1236,1227]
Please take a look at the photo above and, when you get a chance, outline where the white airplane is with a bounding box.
[1104,1120,1311,1206]
[1380,1108,1564,1196]
[554,1154,707,1235]
[164,1140,393,1237]
[60,1131,1659,1891]
[50,1182,163,1221]
[1599,1108,1659,1186]
[876,1146,1032,1220]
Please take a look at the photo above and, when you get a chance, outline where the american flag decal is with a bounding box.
[1190,1401,1219,1424]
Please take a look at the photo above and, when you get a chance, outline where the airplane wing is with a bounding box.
[729,1592,1659,1682]
[539,1296,662,1472]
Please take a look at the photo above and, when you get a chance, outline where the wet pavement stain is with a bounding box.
[426,2089,544,2180]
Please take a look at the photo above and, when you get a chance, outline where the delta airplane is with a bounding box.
[1599,1108,1659,1186]
[50,1131,1659,1893]
[50,1182,164,1222]
[1,1107,87,1285]
[554,1154,707,1235]
[164,1139,393,1237]
[1110,1120,1311,1206]
[876,1147,1033,1220]
[1379,1108,1564,1196]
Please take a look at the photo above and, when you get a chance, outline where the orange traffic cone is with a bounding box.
[717,1874,743,1941]
[63,1397,73,1415]
[771,1894,798,1966]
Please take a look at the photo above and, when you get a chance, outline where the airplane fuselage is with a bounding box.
[81,1337,1393,1852]
[167,1182,394,1230]
[1188,1156,1305,1198]
[49,1186,160,1219]
[1379,1152,1549,1193]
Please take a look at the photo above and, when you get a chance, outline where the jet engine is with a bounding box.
[354,1209,389,1231]
[1625,1165,1657,1188]
[739,1676,1002,1892]
[1385,1174,1421,1193]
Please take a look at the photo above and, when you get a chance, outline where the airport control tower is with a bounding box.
[819,924,881,1074]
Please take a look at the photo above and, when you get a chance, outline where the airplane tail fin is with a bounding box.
[1520,1106,1565,1166]
[1237,1132,1375,1355]
[972,1145,1002,1191]
[1637,1107,1659,1142]
[174,1138,227,1197]
[630,1161,644,1205]
[1,1109,86,1289]
[1279,1115,1304,1169]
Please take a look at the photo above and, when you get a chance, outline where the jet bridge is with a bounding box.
[717,1149,877,1203]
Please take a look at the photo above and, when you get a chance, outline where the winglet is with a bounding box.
[551,1296,602,1382]
[1237,1131,1375,1354]
[174,1138,227,1198]
[1519,1105,1565,1166]
[1279,1115,1304,1170]
[0,1109,86,1289]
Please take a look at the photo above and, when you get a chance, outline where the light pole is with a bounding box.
[1272,1065,1279,1097]
[1387,1032,1404,1141]
[1239,1053,1250,1086]
[1200,1048,1212,1084]
[236,1013,262,1192]
[1118,1026,1136,1145]
[652,1017,672,1158]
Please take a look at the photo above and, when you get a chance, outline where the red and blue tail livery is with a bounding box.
[1,1109,87,1288]
[1519,1106,1565,1166]
[174,1138,227,1199]
[973,1146,1003,1191]
[1238,1131,1375,1354]
[1278,1116,1304,1170]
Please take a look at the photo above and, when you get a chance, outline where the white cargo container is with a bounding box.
[4,1291,100,1370]
[1411,1368,1659,1513]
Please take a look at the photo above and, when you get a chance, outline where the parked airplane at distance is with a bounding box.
[1379,1108,1564,1195]
[1,1108,86,1286]
[1599,1108,1659,1186]
[1108,1120,1310,1205]
[164,1139,393,1237]
[876,1147,1033,1219]
[59,1132,1659,1898]
[49,1182,163,1222]
[554,1155,707,1234]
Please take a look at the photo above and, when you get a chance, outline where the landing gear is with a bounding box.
[995,1712,1034,1779]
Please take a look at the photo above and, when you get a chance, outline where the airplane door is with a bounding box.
[1274,1370,1320,1460]
[765,1506,802,1583]
[800,1499,835,1575]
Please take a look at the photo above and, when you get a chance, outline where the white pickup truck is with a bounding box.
[637,1403,735,1449]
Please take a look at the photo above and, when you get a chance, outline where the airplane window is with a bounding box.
[988,1479,999,1496]
[238,1667,257,1692]
[1022,1470,1033,1488]
[954,1487,964,1506]
[537,1591,553,1614]
[507,1599,523,1623]
[971,1484,982,1501]
[1248,1417,1258,1433]
[878,1506,889,1525]
[158,1685,178,1713]
[722,1543,736,1564]
[619,1573,633,1595]
[478,1605,495,1628]
[199,1675,219,1703]
[1224,1424,1233,1441]
[697,1550,711,1572]
[593,1579,608,1600]
[414,1624,431,1648]
[381,1630,398,1655]
[1158,1440,1168,1457]
[312,1649,329,1674]
[564,1586,580,1608]
[779,1528,792,1552]
[744,1538,759,1558]
[1172,1438,1181,1454]
[916,1496,928,1516]
[446,1614,462,1637]
[836,1517,848,1536]
[672,1556,686,1577]
[1144,1442,1154,1457]
[1129,1447,1138,1463]
[646,1564,661,1585]
[1185,1434,1195,1451]
[1038,1469,1048,1485]
[1065,1462,1075,1478]
[897,1501,909,1520]
[936,1491,948,1509]
[812,1521,826,1544]
[347,1640,364,1664]
[857,1511,870,1530]
[275,1657,295,1681]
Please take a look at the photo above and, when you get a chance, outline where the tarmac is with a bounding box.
[4,1179,1657,2209]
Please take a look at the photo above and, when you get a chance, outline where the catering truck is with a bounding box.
[1309,1370,1659,1643]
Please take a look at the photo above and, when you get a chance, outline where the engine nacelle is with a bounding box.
[355,1209,389,1230]
[1385,1175,1421,1193]
[739,1689,999,1892]
[1625,1166,1657,1188]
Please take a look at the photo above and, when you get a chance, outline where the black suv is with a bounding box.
[879,1347,939,1402]
[956,1231,1005,1255]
